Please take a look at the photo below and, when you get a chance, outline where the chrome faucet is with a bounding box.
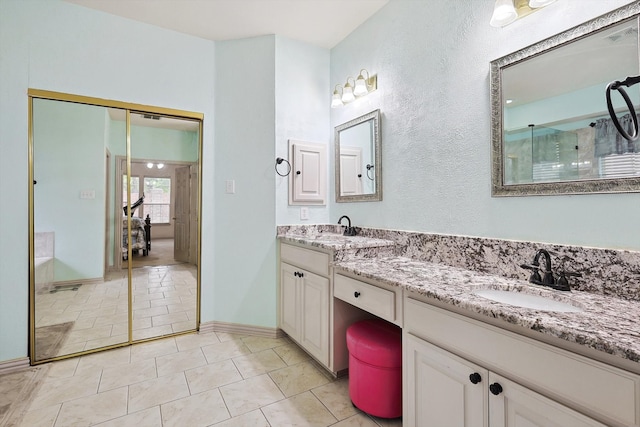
[337,215,357,236]
[520,249,580,291]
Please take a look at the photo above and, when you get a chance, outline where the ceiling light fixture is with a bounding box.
[331,69,378,108]
[490,0,559,28]
[146,162,165,169]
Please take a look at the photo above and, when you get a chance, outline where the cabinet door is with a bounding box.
[300,270,329,366]
[405,334,488,427]
[488,373,606,427]
[280,262,300,341]
[289,140,327,205]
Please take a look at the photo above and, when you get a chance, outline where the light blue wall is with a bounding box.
[214,36,277,328]
[329,0,639,251]
[33,99,107,282]
[1,0,636,365]
[275,36,331,225]
[0,0,215,363]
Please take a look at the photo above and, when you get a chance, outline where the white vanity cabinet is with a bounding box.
[404,296,639,427]
[280,243,330,367]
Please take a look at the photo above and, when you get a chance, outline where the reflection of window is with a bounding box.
[122,175,140,210]
[144,177,171,223]
[600,152,640,178]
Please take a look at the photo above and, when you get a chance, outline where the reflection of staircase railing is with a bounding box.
[123,194,144,216]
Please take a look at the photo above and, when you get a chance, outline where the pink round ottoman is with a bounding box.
[346,318,402,418]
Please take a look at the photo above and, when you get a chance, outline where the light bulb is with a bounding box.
[157,163,164,169]
[331,86,343,108]
[529,0,556,8]
[354,74,368,97]
[490,0,517,27]
[146,162,154,169]
[342,82,355,103]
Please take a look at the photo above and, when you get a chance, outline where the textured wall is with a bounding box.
[0,0,215,362]
[329,0,639,251]
[275,36,331,225]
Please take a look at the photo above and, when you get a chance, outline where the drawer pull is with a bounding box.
[354,291,361,298]
[489,383,503,395]
[469,373,482,384]
[294,271,304,278]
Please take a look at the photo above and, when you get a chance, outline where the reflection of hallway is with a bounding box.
[131,238,184,268]
[34,264,197,360]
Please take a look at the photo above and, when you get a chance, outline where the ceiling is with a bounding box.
[63,0,389,49]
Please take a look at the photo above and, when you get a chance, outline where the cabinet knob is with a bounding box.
[469,373,482,384]
[489,383,503,395]
[354,291,361,298]
[296,171,301,175]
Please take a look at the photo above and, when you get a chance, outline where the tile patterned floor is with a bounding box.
[34,264,197,359]
[14,332,403,426]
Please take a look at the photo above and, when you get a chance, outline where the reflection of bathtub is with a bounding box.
[35,232,54,293]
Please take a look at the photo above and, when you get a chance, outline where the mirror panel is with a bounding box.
[30,91,202,363]
[128,114,200,341]
[491,3,640,196]
[32,98,129,361]
[335,109,382,202]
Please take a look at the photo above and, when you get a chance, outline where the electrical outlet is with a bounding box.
[300,207,309,220]
[225,180,235,194]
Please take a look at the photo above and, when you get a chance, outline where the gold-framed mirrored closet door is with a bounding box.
[28,89,203,364]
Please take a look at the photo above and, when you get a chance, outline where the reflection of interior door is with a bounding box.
[174,166,190,262]
[340,146,363,196]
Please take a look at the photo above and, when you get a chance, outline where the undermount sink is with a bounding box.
[473,289,583,313]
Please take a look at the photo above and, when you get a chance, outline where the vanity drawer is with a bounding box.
[405,297,640,427]
[281,243,329,277]
[334,274,397,323]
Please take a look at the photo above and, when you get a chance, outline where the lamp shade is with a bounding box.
[342,83,355,103]
[529,0,556,8]
[331,85,344,108]
[331,92,343,108]
[490,0,517,27]
[354,74,368,97]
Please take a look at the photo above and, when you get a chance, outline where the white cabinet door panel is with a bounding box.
[405,333,488,427]
[488,373,606,427]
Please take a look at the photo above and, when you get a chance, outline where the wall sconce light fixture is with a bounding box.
[331,69,377,108]
[490,0,558,28]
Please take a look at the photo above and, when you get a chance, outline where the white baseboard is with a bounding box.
[0,357,31,374]
[200,321,283,338]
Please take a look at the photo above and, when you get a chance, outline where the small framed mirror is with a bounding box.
[491,3,640,196]
[335,109,382,202]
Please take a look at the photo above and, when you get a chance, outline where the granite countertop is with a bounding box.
[279,232,396,252]
[333,256,640,364]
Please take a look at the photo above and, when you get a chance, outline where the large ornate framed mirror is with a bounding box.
[335,109,382,202]
[491,3,640,196]
[29,89,203,364]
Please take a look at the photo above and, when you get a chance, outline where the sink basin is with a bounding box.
[473,289,583,312]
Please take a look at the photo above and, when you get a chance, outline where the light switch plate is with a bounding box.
[225,180,235,194]
[80,190,95,199]
[300,207,309,220]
